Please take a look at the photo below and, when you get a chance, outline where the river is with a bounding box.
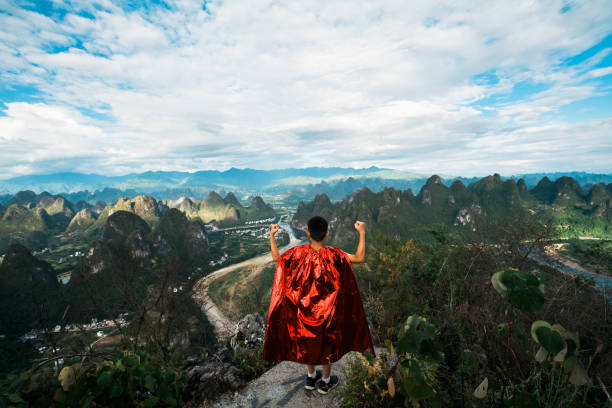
[528,250,611,298]
[277,213,308,251]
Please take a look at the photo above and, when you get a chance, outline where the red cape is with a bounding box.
[263,244,374,365]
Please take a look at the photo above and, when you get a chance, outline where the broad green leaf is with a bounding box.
[491,271,507,294]
[535,347,548,362]
[53,388,67,403]
[569,364,589,386]
[145,374,157,392]
[8,393,25,403]
[531,321,552,342]
[534,326,565,355]
[109,383,124,398]
[420,340,443,363]
[396,334,419,354]
[553,346,568,362]
[405,377,436,400]
[164,370,176,384]
[552,323,567,336]
[143,396,160,407]
[473,377,488,399]
[405,315,422,331]
[507,286,544,313]
[563,331,580,359]
[122,354,139,369]
[96,372,112,390]
[58,366,76,391]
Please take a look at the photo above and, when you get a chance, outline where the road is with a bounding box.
[192,221,303,340]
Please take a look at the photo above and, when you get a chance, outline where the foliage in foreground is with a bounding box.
[0,351,185,408]
[346,214,611,407]
[344,268,609,407]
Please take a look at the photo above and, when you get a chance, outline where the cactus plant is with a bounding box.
[530,321,590,386]
[491,269,545,313]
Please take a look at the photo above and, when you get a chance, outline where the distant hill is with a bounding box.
[1,169,609,204]
[170,191,275,225]
[74,208,210,282]
[0,167,422,197]
[0,189,277,253]
[292,174,612,249]
[0,191,79,251]
[0,244,60,336]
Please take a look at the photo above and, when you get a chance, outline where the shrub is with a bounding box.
[0,351,185,407]
[231,342,271,381]
[341,315,444,407]
[349,220,611,407]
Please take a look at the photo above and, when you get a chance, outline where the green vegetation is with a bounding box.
[293,175,612,251]
[1,175,610,406]
[231,342,270,381]
[340,220,611,407]
[207,228,288,268]
[0,351,185,407]
[208,265,276,321]
[341,316,444,407]
[559,240,612,277]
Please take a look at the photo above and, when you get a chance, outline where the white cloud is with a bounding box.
[0,0,610,179]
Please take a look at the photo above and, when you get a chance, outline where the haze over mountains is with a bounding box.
[0,167,610,204]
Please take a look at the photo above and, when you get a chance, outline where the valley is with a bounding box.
[0,172,610,407]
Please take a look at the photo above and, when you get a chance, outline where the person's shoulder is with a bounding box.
[325,246,343,254]
[279,244,309,260]
[325,246,351,261]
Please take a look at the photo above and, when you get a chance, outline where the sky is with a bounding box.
[0,0,611,178]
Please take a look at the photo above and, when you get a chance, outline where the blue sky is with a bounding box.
[0,0,610,178]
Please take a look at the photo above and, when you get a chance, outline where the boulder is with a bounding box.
[183,360,246,402]
[230,313,266,351]
[181,340,246,403]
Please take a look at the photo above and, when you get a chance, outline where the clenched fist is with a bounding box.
[270,224,280,235]
[354,221,365,233]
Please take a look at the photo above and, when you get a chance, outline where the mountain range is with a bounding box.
[292,174,612,249]
[0,190,276,254]
[1,168,610,203]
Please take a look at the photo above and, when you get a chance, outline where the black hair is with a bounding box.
[307,216,328,242]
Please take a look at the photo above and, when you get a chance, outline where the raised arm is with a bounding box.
[270,224,280,261]
[347,221,365,263]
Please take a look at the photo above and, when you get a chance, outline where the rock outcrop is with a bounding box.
[0,204,51,232]
[229,313,266,351]
[103,210,152,247]
[182,313,270,404]
[0,243,57,286]
[182,342,247,403]
[66,208,96,232]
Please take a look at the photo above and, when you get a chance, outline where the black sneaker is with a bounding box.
[317,375,339,394]
[305,370,322,390]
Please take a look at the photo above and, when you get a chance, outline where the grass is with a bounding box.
[207,265,276,321]
[207,229,288,266]
[559,238,612,277]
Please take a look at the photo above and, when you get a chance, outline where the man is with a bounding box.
[263,216,374,394]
